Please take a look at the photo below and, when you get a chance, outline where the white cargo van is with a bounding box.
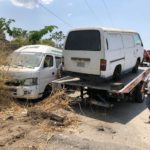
[6,45,62,99]
[63,27,144,80]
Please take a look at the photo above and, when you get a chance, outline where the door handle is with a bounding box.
[52,72,55,75]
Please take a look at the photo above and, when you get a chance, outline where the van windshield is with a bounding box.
[9,52,43,68]
[65,30,101,51]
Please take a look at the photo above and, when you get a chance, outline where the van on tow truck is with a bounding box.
[52,27,147,107]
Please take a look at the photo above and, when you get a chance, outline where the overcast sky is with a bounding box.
[0,0,150,48]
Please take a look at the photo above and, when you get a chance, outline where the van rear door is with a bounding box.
[64,30,103,75]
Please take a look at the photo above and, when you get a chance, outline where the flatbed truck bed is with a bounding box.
[53,67,150,108]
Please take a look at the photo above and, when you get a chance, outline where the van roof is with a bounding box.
[15,45,62,56]
[69,27,137,33]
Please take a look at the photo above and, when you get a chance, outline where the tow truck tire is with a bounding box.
[43,84,52,99]
[133,84,144,103]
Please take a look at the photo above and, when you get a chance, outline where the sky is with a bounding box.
[0,0,150,48]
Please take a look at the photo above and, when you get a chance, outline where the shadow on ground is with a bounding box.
[15,95,147,125]
[72,101,147,124]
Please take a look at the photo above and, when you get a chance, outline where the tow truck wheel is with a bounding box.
[133,84,144,103]
[43,84,52,99]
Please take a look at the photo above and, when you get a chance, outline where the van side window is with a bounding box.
[122,34,134,48]
[107,33,123,50]
[44,55,53,68]
[133,34,142,46]
[55,57,61,68]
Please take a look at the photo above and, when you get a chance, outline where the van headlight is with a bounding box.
[23,78,38,86]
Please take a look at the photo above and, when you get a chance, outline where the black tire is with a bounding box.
[133,84,144,103]
[113,66,121,81]
[132,59,140,73]
[43,84,52,99]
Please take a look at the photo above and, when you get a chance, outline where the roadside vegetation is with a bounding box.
[0,17,77,132]
[0,46,14,110]
[0,17,65,49]
[0,18,65,108]
[0,16,65,109]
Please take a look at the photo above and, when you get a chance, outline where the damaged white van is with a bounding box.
[63,27,144,80]
[5,45,62,99]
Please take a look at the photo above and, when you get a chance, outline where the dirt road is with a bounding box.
[0,100,150,150]
[67,101,150,150]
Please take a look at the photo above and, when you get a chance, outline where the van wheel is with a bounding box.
[132,59,140,73]
[43,84,52,99]
[113,66,121,81]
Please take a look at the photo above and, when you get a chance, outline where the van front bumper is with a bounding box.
[8,86,41,99]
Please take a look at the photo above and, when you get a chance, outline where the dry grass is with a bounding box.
[0,45,16,111]
[35,90,72,112]
[0,43,78,130]
[27,90,79,131]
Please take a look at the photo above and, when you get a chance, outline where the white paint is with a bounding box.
[6,44,62,99]
[64,27,144,78]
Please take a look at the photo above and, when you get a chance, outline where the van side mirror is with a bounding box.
[106,39,109,50]
[141,42,143,47]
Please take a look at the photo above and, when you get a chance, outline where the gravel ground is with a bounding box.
[0,100,150,150]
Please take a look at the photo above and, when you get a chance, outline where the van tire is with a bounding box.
[132,59,140,73]
[113,66,121,81]
[43,84,52,99]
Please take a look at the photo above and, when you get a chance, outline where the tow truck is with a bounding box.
[52,66,150,108]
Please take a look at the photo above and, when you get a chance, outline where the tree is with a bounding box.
[29,25,57,44]
[0,17,65,48]
[9,27,28,47]
[51,31,65,48]
[40,39,55,47]
[11,27,27,39]
[0,17,15,35]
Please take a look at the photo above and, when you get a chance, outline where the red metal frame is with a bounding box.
[119,68,150,94]
[144,50,150,62]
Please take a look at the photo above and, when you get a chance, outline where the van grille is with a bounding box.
[5,80,22,86]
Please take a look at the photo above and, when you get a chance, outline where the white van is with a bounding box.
[6,45,62,99]
[63,27,144,80]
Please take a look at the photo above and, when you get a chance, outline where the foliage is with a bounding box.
[11,27,27,39]
[51,31,65,48]
[0,17,65,48]
[0,17,15,35]
[40,39,55,47]
[29,25,57,44]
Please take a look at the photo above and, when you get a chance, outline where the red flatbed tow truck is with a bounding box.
[53,66,150,108]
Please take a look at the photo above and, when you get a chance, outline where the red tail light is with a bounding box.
[100,59,107,71]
